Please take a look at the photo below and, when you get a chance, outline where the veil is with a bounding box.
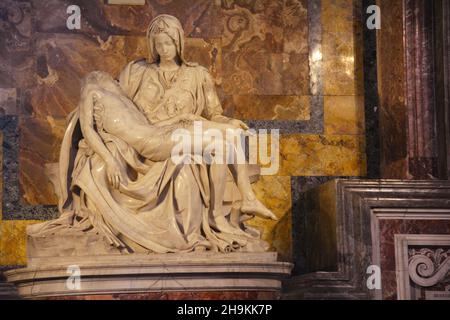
[146,14,197,67]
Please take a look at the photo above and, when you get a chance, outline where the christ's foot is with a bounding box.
[241,199,278,221]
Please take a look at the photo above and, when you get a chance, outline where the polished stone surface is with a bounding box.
[224,95,310,121]
[0,282,19,300]
[5,252,293,299]
[19,117,64,205]
[278,134,366,176]
[0,220,41,266]
[1,116,59,220]
[362,0,381,179]
[0,0,35,89]
[322,0,363,96]
[41,291,278,300]
[0,89,17,116]
[284,179,450,300]
[376,0,408,179]
[379,220,450,300]
[33,0,222,38]
[324,96,365,135]
[248,176,292,261]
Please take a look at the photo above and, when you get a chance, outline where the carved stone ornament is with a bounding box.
[409,248,450,287]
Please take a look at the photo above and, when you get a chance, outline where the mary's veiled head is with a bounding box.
[146,14,190,65]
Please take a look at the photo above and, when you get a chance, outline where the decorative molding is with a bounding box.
[395,234,450,300]
[370,208,450,300]
[409,248,450,287]
[5,252,292,299]
[403,0,450,179]
[284,179,450,300]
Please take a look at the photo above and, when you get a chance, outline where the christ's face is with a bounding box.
[154,33,178,62]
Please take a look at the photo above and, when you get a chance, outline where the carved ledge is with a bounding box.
[5,252,292,299]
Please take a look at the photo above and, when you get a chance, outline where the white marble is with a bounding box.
[6,253,292,299]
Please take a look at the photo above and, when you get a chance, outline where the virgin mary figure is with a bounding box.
[28,14,275,254]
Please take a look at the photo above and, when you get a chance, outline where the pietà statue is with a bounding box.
[28,14,277,255]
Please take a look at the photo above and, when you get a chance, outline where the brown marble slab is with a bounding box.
[0,89,17,115]
[221,0,309,95]
[247,176,292,261]
[33,0,221,38]
[324,95,365,135]
[278,134,367,176]
[184,38,222,83]
[29,33,146,118]
[376,0,408,178]
[0,0,35,89]
[0,220,42,265]
[29,33,220,119]
[322,0,363,96]
[283,0,309,56]
[19,117,65,205]
[222,95,310,120]
[222,48,309,95]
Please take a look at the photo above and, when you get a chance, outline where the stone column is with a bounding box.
[376,0,450,179]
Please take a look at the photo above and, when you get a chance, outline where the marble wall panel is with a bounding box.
[33,0,222,38]
[0,0,35,90]
[0,89,17,116]
[29,34,147,118]
[29,34,220,119]
[247,176,292,260]
[324,95,365,135]
[376,0,408,178]
[0,132,2,219]
[223,95,310,120]
[19,117,65,205]
[0,220,42,266]
[221,0,310,95]
[278,134,367,176]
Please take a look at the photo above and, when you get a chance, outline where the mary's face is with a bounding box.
[154,33,178,62]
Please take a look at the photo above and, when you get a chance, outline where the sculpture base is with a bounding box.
[0,282,20,300]
[5,252,292,300]
[36,291,278,300]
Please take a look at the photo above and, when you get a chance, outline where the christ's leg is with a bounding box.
[182,127,277,221]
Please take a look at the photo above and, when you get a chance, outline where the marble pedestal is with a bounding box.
[5,252,292,300]
[0,282,19,300]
